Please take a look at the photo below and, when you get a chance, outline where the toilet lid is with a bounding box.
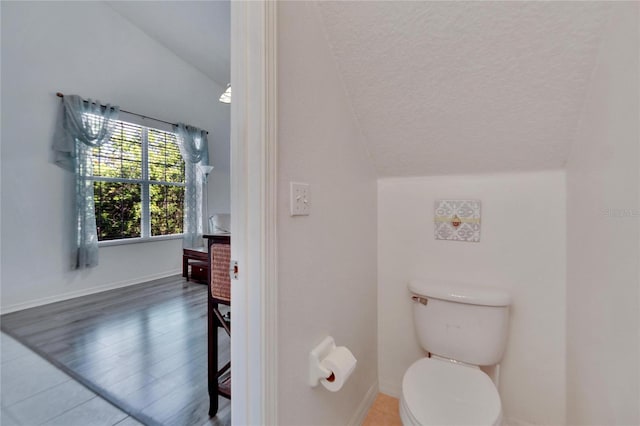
[402,358,501,426]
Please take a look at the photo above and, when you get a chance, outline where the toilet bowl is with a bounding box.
[402,280,511,426]
[399,357,502,426]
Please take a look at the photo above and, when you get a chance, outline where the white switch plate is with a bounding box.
[290,182,310,216]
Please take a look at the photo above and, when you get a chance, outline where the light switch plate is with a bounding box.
[290,182,310,216]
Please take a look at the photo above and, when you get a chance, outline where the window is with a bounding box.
[89,118,185,242]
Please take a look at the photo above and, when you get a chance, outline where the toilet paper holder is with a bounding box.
[309,336,337,387]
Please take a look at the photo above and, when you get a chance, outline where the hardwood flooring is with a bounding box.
[1,275,229,426]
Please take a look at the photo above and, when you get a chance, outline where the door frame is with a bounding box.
[230,1,278,425]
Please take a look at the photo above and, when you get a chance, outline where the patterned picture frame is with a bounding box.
[434,199,481,242]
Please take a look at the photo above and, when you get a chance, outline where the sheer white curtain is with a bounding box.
[53,94,119,269]
[174,123,210,248]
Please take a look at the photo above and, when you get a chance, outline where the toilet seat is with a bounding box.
[400,357,502,426]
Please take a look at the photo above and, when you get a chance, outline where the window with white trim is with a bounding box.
[89,118,185,242]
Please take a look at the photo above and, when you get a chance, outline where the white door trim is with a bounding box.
[230,1,278,425]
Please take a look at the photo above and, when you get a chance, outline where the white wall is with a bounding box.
[566,3,640,424]
[0,1,229,312]
[277,2,378,425]
[378,171,567,425]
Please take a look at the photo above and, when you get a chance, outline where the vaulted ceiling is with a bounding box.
[106,1,230,87]
[106,1,612,177]
[316,1,612,176]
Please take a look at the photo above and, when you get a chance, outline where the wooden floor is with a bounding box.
[362,393,402,426]
[1,275,230,426]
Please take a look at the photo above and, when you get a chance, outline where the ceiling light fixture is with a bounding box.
[219,83,231,104]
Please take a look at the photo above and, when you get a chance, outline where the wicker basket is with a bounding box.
[210,243,231,303]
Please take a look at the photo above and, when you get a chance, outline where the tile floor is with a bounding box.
[362,393,402,426]
[1,332,141,426]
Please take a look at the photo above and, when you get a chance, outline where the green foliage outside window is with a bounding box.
[91,121,185,241]
[150,185,184,236]
[148,128,184,237]
[94,182,142,240]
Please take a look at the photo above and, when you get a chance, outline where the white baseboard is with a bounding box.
[348,381,379,426]
[378,379,401,399]
[0,269,181,314]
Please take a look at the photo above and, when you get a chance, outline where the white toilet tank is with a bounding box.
[409,280,511,366]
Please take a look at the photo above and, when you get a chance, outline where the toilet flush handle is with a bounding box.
[411,295,428,305]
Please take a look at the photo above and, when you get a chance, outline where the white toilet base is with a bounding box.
[400,395,503,426]
[400,357,504,426]
[399,394,417,426]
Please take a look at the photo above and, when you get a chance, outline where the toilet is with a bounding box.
[400,280,511,426]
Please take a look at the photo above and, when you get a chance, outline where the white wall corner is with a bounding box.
[347,381,379,426]
[504,417,539,426]
[378,380,401,399]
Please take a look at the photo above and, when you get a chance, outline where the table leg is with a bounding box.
[208,296,219,416]
[182,255,189,279]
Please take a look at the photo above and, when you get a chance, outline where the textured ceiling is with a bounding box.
[106,1,229,86]
[316,1,612,176]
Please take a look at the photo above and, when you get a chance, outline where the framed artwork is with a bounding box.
[434,199,481,242]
